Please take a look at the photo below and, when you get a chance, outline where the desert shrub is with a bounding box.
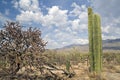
[43,48,89,65]
[0,21,47,74]
[115,53,120,64]
[103,52,120,65]
[44,49,120,67]
[44,50,68,65]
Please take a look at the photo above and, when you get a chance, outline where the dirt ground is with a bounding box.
[55,62,120,80]
[0,62,120,80]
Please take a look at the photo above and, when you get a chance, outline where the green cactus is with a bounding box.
[88,7,102,75]
[66,59,71,73]
[88,7,95,72]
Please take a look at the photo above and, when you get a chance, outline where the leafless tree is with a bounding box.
[0,21,47,74]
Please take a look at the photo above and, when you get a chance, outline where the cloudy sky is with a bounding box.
[0,0,120,49]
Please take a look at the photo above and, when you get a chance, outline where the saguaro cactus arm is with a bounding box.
[93,14,102,73]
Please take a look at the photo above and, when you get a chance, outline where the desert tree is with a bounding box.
[0,21,47,74]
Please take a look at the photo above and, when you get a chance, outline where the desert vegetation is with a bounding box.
[0,7,120,80]
[44,49,120,80]
[1,44,120,80]
[0,21,74,80]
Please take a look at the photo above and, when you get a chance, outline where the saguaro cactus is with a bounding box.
[88,7,102,76]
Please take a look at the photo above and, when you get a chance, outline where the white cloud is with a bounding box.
[11,0,19,8]
[70,2,81,16]
[72,38,88,44]
[102,34,120,40]
[65,27,72,32]
[44,31,88,49]
[78,11,87,24]
[14,0,43,24]
[6,0,120,49]
[14,1,89,49]
[92,0,120,39]
[71,19,80,30]
[43,33,62,49]
[70,19,87,31]
[19,0,40,11]
[42,6,68,27]
[69,3,88,31]
[92,0,120,18]
[102,26,110,33]
[15,0,68,28]
[46,39,60,49]
[70,3,87,17]
[13,0,40,12]
[16,10,42,23]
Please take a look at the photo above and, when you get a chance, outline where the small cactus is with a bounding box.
[66,59,71,73]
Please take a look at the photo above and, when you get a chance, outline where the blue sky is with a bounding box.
[0,0,120,49]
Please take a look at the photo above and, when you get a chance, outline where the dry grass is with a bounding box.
[0,49,120,80]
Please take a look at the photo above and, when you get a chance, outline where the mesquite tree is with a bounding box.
[0,21,47,74]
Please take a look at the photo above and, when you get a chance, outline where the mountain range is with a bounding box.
[56,38,120,52]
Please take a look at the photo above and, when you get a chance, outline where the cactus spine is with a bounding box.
[88,7,102,75]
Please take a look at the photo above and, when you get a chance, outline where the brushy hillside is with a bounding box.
[44,49,120,66]
[43,49,120,80]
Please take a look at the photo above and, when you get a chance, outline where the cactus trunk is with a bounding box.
[88,7,102,76]
[88,8,95,72]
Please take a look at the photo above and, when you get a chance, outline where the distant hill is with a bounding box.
[102,38,120,50]
[56,38,120,52]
